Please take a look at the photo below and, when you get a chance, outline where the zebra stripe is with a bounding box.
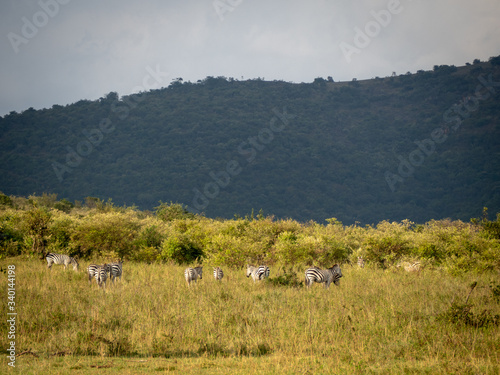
[213,267,224,281]
[108,261,123,283]
[246,265,270,282]
[305,265,342,289]
[95,265,108,289]
[46,253,79,271]
[184,266,203,286]
[357,256,365,268]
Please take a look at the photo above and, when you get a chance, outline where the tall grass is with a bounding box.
[1,258,499,373]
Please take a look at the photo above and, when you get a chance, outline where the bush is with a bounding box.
[267,267,303,288]
[155,202,196,222]
[0,210,24,257]
[69,212,139,259]
[130,246,160,263]
[23,206,52,258]
[136,225,164,250]
[54,198,74,213]
[0,193,13,207]
[272,231,314,265]
[159,235,203,264]
[203,233,250,268]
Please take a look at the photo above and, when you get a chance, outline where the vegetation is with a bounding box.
[1,195,499,373]
[1,194,499,274]
[1,57,500,224]
[1,258,499,373]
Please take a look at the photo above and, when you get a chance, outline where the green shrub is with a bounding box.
[131,246,160,263]
[69,212,139,259]
[48,217,73,252]
[54,198,74,213]
[0,211,24,257]
[203,233,250,268]
[267,267,303,288]
[136,225,164,250]
[155,202,196,222]
[0,193,13,207]
[159,235,203,264]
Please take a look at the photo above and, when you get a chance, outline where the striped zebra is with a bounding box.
[95,264,108,289]
[184,266,203,286]
[108,261,123,283]
[357,256,365,268]
[46,253,79,271]
[87,264,103,285]
[213,267,224,281]
[87,264,111,285]
[305,265,342,289]
[246,265,270,282]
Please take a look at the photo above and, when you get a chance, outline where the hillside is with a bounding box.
[1,57,500,224]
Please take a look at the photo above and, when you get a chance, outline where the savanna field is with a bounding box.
[1,195,500,374]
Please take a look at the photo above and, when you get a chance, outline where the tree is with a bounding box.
[155,202,196,221]
[23,207,52,259]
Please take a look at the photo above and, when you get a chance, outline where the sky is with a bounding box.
[1,0,499,116]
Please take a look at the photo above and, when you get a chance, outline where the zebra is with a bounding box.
[95,264,108,289]
[184,266,203,286]
[108,261,123,283]
[213,267,224,281]
[305,265,342,289]
[87,263,111,285]
[46,253,79,271]
[246,265,270,282]
[357,256,365,268]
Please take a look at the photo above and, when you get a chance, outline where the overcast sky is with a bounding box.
[1,0,499,116]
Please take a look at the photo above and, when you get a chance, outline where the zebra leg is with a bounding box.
[305,277,311,288]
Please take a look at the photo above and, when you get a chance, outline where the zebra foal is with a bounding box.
[357,256,365,268]
[213,267,224,281]
[46,253,79,271]
[305,265,342,289]
[246,265,270,282]
[184,266,203,286]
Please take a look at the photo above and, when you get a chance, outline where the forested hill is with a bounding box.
[1,57,500,224]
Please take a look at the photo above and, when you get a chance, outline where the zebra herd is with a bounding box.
[184,264,343,289]
[45,253,345,290]
[45,253,123,289]
[87,262,123,289]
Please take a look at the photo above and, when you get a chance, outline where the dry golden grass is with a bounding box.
[1,257,499,374]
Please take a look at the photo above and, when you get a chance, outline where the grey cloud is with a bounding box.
[1,0,499,115]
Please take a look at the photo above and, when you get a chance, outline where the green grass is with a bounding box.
[1,258,499,374]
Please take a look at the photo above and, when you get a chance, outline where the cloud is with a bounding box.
[0,0,499,115]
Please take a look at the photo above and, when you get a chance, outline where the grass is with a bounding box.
[1,257,499,374]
